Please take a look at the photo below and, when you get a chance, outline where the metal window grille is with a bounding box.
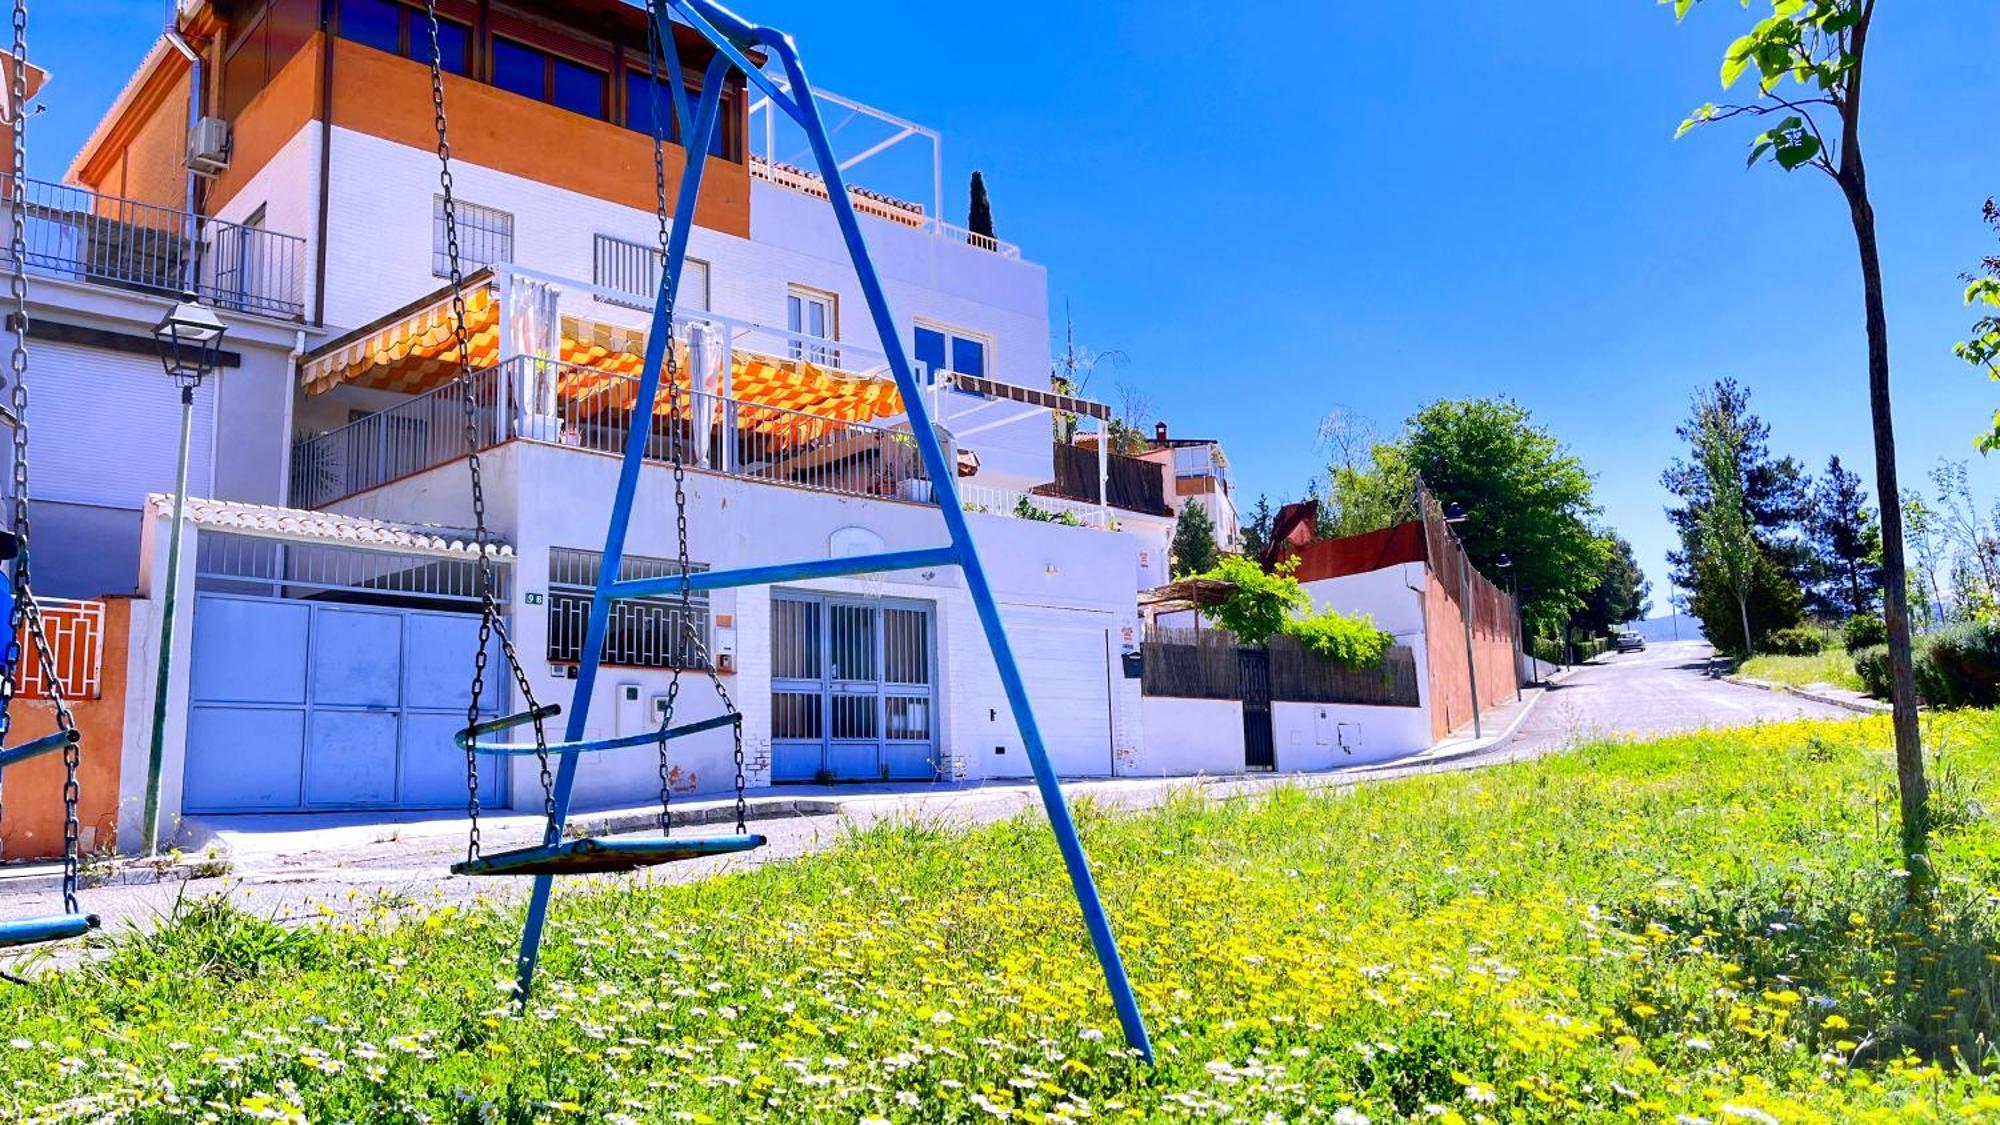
[14,598,106,700]
[547,547,711,668]
[194,533,504,606]
[592,233,708,312]
[433,196,514,276]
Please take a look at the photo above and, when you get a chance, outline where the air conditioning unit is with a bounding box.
[186,116,232,177]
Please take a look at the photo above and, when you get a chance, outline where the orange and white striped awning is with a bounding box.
[299,278,905,425]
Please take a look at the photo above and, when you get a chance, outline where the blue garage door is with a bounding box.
[770,593,936,782]
[183,594,507,812]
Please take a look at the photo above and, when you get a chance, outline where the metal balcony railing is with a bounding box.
[4,178,307,321]
[289,357,938,510]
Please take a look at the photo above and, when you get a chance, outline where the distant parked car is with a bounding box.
[1614,631,1646,653]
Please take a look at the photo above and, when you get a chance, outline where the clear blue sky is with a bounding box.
[30,1,2000,610]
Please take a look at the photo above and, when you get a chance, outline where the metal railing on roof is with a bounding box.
[748,158,1023,259]
[3,178,307,321]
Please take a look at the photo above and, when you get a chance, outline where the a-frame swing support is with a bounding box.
[506,0,1154,1061]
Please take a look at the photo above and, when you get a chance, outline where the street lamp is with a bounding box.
[1495,552,1523,702]
[141,294,226,855]
[1442,501,1481,739]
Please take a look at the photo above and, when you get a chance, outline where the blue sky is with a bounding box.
[30,1,2000,610]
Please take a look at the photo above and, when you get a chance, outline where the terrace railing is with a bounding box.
[4,178,307,321]
[290,357,935,509]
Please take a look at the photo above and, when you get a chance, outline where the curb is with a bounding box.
[568,795,850,838]
[1723,674,1891,715]
[0,858,208,898]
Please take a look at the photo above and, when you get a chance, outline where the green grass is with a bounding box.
[1741,649,1868,693]
[5,713,2000,1122]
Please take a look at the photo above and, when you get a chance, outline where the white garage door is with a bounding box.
[989,617,1114,780]
[27,341,216,507]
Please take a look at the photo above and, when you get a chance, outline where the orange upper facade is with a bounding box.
[68,0,754,239]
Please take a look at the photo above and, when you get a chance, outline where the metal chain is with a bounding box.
[647,1,746,835]
[425,0,550,860]
[5,0,82,911]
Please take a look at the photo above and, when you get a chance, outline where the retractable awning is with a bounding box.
[299,276,907,426]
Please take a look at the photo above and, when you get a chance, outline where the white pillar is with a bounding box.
[1096,416,1111,528]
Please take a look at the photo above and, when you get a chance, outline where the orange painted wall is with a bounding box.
[207,29,324,215]
[75,63,193,212]
[327,39,751,238]
[0,599,130,862]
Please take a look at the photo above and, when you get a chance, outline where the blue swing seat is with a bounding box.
[458,712,740,757]
[451,833,765,877]
[0,912,100,951]
[0,728,79,771]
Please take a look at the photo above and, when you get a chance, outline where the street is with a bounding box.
[4,639,1863,954]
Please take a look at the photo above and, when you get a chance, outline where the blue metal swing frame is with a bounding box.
[493,0,1154,1059]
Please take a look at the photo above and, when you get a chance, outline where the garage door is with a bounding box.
[29,341,215,507]
[987,618,1115,780]
[183,594,507,812]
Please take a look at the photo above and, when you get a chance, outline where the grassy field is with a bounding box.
[4,713,1999,1122]
[1740,650,1868,693]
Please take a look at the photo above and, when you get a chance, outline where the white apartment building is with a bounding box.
[22,0,1179,843]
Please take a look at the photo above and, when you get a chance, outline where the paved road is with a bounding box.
[1491,638,1853,758]
[3,638,1858,958]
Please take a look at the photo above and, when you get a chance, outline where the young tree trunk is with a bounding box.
[1841,152,1929,858]
[1737,593,1754,658]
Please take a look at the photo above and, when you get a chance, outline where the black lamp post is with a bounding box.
[142,294,227,855]
[1442,501,1481,738]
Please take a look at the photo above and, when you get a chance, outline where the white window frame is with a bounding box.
[787,284,840,366]
[912,319,993,385]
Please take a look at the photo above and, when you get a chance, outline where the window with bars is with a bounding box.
[546,547,711,669]
[433,196,514,277]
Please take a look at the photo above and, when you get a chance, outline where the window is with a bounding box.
[592,234,708,313]
[622,69,736,159]
[338,0,470,75]
[552,57,606,118]
[547,548,711,669]
[492,37,606,119]
[433,197,513,276]
[787,286,838,365]
[913,324,989,383]
[1173,446,1214,480]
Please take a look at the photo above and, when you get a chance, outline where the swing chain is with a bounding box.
[646,2,678,837]
[424,0,552,860]
[5,0,82,911]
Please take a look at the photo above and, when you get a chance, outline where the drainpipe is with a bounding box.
[311,0,335,326]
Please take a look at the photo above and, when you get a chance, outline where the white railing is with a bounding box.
[959,483,1110,530]
[748,157,1023,259]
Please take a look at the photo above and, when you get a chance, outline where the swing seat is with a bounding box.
[0,912,100,951]
[0,729,80,771]
[451,833,765,877]
[458,713,740,756]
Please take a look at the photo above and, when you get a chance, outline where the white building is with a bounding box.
[27,0,1177,843]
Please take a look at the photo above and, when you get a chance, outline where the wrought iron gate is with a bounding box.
[770,592,936,782]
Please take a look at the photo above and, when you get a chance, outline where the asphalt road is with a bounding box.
[1495,638,1853,756]
[4,638,1858,959]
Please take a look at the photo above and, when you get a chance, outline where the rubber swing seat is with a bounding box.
[450,833,766,877]
[0,912,100,951]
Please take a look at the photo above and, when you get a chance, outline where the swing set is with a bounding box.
[0,0,100,954]
[420,0,1155,1059]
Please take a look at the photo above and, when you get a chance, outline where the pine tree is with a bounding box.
[1804,455,1884,619]
[1170,502,1220,578]
[968,171,995,241]
[1240,495,1276,561]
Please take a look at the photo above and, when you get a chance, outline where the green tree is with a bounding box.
[1393,398,1607,632]
[1574,532,1653,637]
[1955,199,2000,451]
[1663,0,1927,856]
[1804,455,1883,618]
[1316,409,1415,538]
[1240,494,1276,561]
[1694,392,1772,656]
[1170,502,1219,578]
[967,170,995,241]
[1662,379,1810,594]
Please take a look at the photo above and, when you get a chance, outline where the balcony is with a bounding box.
[5,178,307,321]
[289,356,939,510]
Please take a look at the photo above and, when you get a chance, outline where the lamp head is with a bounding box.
[153,293,227,390]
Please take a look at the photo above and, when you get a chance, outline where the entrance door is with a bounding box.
[770,593,936,782]
[1239,647,1275,770]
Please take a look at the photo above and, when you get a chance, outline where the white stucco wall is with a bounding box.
[1301,562,1436,723]
[1131,696,1433,779]
[326,439,1147,807]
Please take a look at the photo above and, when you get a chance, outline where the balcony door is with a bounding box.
[786,286,839,367]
